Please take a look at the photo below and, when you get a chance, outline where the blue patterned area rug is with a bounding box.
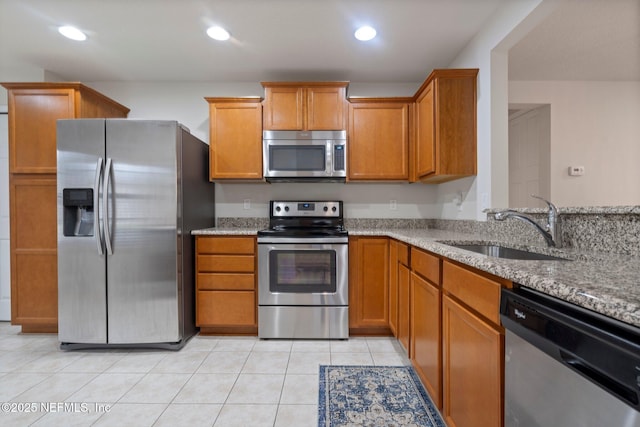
[318,365,446,426]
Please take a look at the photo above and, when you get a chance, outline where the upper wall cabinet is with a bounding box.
[261,82,348,131]
[205,97,263,181]
[347,98,412,181]
[413,69,478,183]
[2,82,130,174]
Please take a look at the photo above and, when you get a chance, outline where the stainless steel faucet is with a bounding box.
[494,195,562,247]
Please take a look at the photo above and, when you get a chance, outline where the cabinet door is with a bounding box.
[10,177,58,331]
[349,237,389,332]
[7,88,75,174]
[388,240,398,336]
[348,101,410,180]
[263,86,304,130]
[208,100,263,179]
[413,70,478,183]
[306,86,346,130]
[397,264,410,352]
[410,271,441,408]
[415,81,435,178]
[443,295,503,427]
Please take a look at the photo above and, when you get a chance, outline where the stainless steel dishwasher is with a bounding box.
[500,286,640,427]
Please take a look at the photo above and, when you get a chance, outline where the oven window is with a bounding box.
[269,145,326,171]
[269,250,336,293]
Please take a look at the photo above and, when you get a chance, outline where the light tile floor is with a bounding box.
[0,322,410,426]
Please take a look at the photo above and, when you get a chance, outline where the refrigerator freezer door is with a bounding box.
[105,120,180,344]
[57,119,108,343]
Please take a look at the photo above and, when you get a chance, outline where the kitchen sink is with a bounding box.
[444,243,570,261]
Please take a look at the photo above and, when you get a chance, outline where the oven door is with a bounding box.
[258,239,348,306]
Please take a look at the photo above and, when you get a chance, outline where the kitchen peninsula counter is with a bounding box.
[192,226,640,328]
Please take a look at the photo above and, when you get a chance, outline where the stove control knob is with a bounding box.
[332,206,337,212]
[323,206,329,212]
[284,206,289,212]
[275,206,281,212]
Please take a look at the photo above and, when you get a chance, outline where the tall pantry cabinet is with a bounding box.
[1,82,129,333]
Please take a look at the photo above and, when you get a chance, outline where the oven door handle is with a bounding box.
[257,237,348,244]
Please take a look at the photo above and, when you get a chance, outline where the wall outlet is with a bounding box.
[568,166,585,176]
[243,199,251,209]
[390,200,397,210]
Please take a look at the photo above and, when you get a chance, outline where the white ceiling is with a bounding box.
[0,0,638,84]
[509,0,640,81]
[0,0,507,83]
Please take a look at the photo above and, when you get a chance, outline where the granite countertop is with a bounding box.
[192,226,640,328]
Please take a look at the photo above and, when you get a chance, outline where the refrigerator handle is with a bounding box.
[102,158,114,255]
[94,157,104,255]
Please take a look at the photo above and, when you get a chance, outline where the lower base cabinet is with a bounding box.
[349,237,390,335]
[397,264,410,352]
[195,236,257,335]
[442,295,503,427]
[410,271,442,409]
[441,260,506,427]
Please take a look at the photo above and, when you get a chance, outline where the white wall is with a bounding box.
[509,80,640,206]
[445,0,549,220]
[0,108,10,320]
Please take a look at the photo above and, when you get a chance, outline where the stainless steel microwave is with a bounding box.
[262,130,347,182]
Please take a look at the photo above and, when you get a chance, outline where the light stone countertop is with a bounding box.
[192,226,640,329]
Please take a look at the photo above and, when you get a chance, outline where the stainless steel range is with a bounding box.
[257,200,348,339]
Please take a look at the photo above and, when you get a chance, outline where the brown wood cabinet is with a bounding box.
[205,97,263,180]
[348,236,390,335]
[196,236,257,335]
[388,240,399,336]
[389,240,410,347]
[347,98,411,180]
[2,82,129,333]
[351,235,509,426]
[441,260,507,427]
[396,243,410,352]
[409,248,442,408]
[413,69,478,183]
[262,82,348,130]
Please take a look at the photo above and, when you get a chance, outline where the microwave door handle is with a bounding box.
[326,141,332,174]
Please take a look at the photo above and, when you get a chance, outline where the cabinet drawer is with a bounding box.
[411,248,440,285]
[398,242,410,266]
[197,255,255,273]
[197,273,255,291]
[197,237,255,254]
[442,261,501,325]
[197,291,256,326]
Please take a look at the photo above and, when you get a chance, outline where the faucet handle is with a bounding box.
[530,195,557,214]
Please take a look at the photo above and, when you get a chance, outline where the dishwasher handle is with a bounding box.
[560,350,639,407]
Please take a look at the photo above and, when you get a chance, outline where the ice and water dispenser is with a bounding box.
[62,188,94,237]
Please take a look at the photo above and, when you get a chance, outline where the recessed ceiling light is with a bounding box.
[207,26,231,41]
[58,25,87,41]
[354,26,376,41]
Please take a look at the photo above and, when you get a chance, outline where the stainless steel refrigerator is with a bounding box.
[56,119,214,350]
